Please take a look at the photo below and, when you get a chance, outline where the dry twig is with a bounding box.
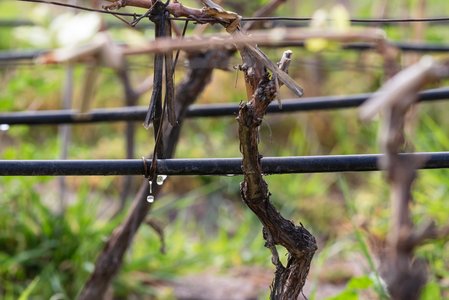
[79,1,287,298]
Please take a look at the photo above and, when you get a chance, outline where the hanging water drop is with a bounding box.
[0,124,10,131]
[146,180,155,203]
[156,175,168,185]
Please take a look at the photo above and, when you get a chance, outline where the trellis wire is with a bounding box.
[3,18,449,29]
[1,87,448,125]
[0,19,147,29]
[1,152,449,176]
[14,0,449,24]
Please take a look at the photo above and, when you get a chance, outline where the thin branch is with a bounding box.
[361,57,449,120]
[121,28,386,56]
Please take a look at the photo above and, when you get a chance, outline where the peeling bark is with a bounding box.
[237,50,317,299]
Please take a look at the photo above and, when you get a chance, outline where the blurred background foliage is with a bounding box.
[1,0,449,299]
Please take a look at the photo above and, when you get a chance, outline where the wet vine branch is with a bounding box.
[237,45,317,300]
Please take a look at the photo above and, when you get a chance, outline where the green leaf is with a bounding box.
[326,290,358,300]
[420,281,442,300]
[347,275,374,289]
[18,277,39,300]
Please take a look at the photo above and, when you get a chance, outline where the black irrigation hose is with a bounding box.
[0,50,48,62]
[249,19,449,28]
[347,42,449,52]
[267,41,449,53]
[2,40,449,63]
[1,152,449,176]
[2,87,449,125]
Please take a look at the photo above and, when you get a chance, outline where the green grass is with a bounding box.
[0,180,123,298]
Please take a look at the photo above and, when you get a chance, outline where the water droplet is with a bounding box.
[156,174,168,185]
[148,180,153,193]
[0,124,10,131]
[147,195,155,203]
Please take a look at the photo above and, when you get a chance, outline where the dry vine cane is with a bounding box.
[193,0,317,297]
[79,0,290,298]
[205,0,320,296]
[80,0,316,299]
[237,48,317,299]
[360,56,449,300]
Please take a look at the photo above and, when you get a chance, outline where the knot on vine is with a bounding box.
[254,73,277,103]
